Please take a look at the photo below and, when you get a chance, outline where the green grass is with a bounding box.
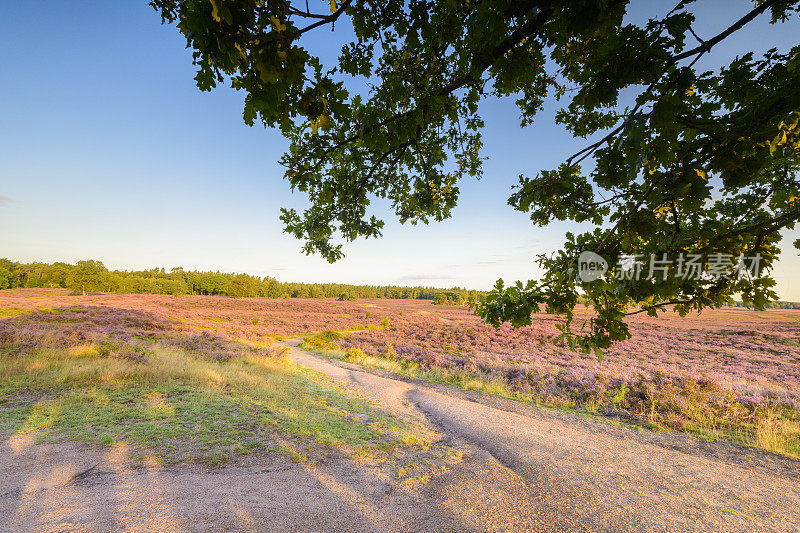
[0,306,65,318]
[0,342,434,466]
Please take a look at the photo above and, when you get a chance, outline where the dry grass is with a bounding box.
[0,307,435,467]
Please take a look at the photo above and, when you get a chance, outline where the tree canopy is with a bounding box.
[150,0,800,355]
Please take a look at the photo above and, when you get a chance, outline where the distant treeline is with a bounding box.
[725,300,800,310]
[0,259,481,304]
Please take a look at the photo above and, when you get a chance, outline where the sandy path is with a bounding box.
[283,340,800,532]
[0,438,456,532]
[2,341,799,532]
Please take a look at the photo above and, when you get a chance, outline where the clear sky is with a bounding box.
[1,1,798,298]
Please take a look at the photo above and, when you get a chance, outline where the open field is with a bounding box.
[2,288,800,530]
[310,301,800,457]
[2,287,799,460]
[0,288,389,339]
[0,289,445,470]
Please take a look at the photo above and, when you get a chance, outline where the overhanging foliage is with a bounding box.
[150,0,800,354]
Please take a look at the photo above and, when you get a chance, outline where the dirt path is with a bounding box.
[282,340,800,532]
[1,438,460,532]
[3,341,799,532]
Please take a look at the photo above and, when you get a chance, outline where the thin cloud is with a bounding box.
[0,196,16,207]
[477,254,511,265]
[398,274,454,281]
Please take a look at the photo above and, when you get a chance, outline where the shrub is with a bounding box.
[305,330,343,350]
[432,294,449,306]
[98,339,151,364]
[346,347,366,359]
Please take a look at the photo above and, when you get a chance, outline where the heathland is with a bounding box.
[1,288,798,458]
[3,288,800,530]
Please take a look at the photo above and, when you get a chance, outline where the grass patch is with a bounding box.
[0,308,27,318]
[0,341,434,466]
[0,306,65,318]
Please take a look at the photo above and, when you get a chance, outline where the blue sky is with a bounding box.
[1,1,798,299]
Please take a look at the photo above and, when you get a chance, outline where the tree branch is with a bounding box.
[670,0,776,63]
[296,0,353,35]
[292,1,555,174]
[625,299,691,316]
[697,206,800,253]
[567,0,776,168]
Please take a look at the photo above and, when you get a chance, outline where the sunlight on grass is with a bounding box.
[0,341,433,466]
[67,343,99,357]
[753,414,800,457]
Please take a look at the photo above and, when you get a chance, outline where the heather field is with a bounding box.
[0,288,388,340]
[2,288,799,456]
[312,301,800,456]
[0,288,438,467]
[338,299,800,405]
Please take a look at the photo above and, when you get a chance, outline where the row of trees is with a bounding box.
[0,259,481,302]
[726,300,800,310]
